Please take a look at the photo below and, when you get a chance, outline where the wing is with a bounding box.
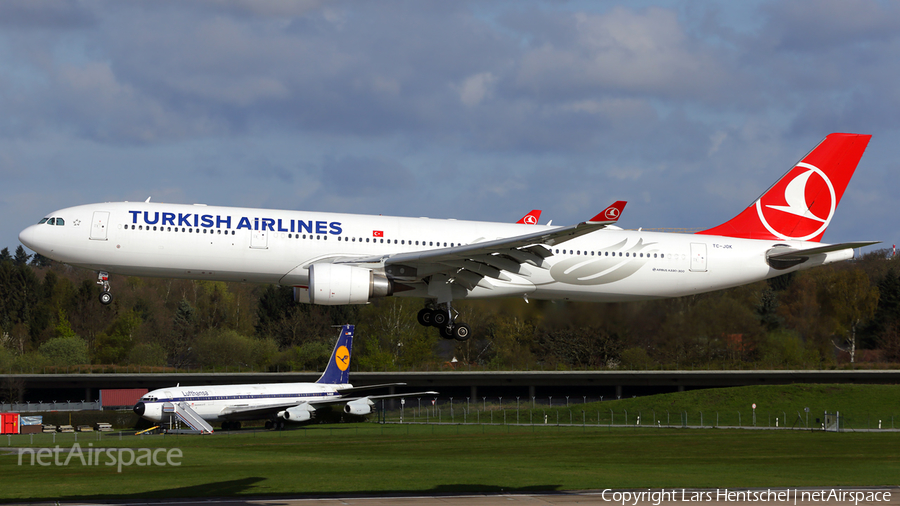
[336,201,626,293]
[342,391,439,403]
[218,384,437,420]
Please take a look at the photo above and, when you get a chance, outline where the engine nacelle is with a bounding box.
[277,404,315,422]
[344,398,374,416]
[308,264,393,305]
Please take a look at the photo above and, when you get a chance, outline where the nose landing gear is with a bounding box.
[97,271,113,305]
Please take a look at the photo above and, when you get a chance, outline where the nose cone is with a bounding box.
[18,224,39,251]
[133,402,145,417]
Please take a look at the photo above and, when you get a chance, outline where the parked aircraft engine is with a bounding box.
[344,398,375,416]
[308,264,393,305]
[277,404,315,422]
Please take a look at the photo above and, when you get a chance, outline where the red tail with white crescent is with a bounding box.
[697,133,871,242]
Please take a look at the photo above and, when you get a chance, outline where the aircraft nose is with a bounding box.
[18,225,39,251]
[133,402,145,417]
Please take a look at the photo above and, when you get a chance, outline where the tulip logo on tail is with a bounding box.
[523,214,538,225]
[757,162,835,241]
[604,207,620,220]
[335,346,350,371]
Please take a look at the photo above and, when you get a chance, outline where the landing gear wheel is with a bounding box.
[417,308,433,327]
[99,291,113,305]
[453,323,471,341]
[233,421,242,430]
[265,420,273,430]
[221,421,231,431]
[440,324,455,340]
[432,310,448,327]
[277,421,285,430]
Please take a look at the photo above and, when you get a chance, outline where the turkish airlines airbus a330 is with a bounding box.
[19,133,876,340]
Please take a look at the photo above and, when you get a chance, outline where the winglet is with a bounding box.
[316,324,354,385]
[516,210,542,225]
[587,201,627,224]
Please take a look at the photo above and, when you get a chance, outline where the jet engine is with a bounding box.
[277,404,316,422]
[308,264,393,305]
[343,398,375,416]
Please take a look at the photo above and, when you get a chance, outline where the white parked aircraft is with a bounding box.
[133,324,435,431]
[19,133,877,340]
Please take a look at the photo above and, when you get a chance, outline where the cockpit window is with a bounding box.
[40,217,66,226]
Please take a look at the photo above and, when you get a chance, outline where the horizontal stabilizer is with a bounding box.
[766,241,880,259]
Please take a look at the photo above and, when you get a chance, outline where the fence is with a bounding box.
[376,398,896,432]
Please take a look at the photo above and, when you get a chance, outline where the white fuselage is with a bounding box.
[137,382,346,423]
[19,201,851,302]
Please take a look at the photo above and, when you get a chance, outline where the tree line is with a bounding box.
[1,244,899,378]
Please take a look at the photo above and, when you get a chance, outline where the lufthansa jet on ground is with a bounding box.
[20,133,877,340]
[133,324,435,432]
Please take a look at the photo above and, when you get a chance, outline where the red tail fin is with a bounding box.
[697,133,871,242]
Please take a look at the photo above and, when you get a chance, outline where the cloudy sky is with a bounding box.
[2,0,898,253]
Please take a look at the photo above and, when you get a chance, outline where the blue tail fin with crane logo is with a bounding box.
[316,324,354,385]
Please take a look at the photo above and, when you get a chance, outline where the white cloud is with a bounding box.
[515,7,732,99]
[457,72,497,107]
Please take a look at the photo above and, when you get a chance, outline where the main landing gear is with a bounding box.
[97,271,113,305]
[417,303,470,341]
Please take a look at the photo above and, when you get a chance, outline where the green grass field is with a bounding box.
[2,384,899,501]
